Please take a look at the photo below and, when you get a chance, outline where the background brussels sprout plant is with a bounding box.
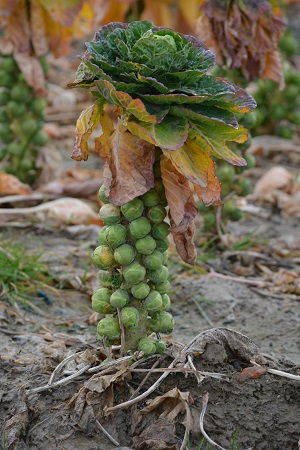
[70,20,256,355]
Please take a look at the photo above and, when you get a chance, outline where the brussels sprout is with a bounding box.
[21,118,38,135]
[7,142,22,156]
[148,265,169,284]
[0,107,8,122]
[140,189,159,207]
[123,261,146,284]
[121,306,140,330]
[32,129,48,146]
[216,165,236,183]
[155,339,167,354]
[155,238,170,253]
[129,217,151,239]
[97,317,121,340]
[105,224,127,248]
[143,290,163,312]
[98,270,122,288]
[149,311,175,334]
[153,160,161,178]
[99,203,121,225]
[11,84,33,103]
[30,97,47,115]
[161,293,171,310]
[131,281,150,299]
[92,245,116,269]
[98,226,109,245]
[244,154,256,169]
[135,235,156,255]
[147,205,167,224]
[0,123,13,144]
[7,101,26,118]
[121,198,144,221]
[155,280,170,294]
[151,222,169,240]
[114,243,135,266]
[203,212,216,229]
[161,251,169,265]
[0,71,13,88]
[92,288,114,314]
[110,289,130,308]
[233,178,252,197]
[0,91,10,106]
[138,337,157,355]
[1,56,18,73]
[143,250,163,270]
[98,184,110,204]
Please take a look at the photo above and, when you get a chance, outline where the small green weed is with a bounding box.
[0,235,52,307]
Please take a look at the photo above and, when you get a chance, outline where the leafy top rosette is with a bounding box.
[69,21,256,263]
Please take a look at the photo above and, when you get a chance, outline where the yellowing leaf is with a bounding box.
[98,126,156,206]
[72,103,101,161]
[38,0,84,26]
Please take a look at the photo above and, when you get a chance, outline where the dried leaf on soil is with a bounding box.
[239,365,267,383]
[3,400,29,448]
[0,172,32,196]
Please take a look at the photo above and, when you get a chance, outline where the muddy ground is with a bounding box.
[0,205,299,450]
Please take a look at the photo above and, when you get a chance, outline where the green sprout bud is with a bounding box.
[233,178,252,197]
[98,226,109,245]
[147,205,167,224]
[244,154,256,169]
[203,212,216,229]
[161,293,171,310]
[151,222,170,240]
[92,288,114,314]
[155,339,167,354]
[155,238,170,253]
[0,91,10,106]
[140,189,159,207]
[110,289,130,308]
[105,224,127,248]
[223,200,243,221]
[216,165,236,183]
[143,250,164,270]
[153,160,161,178]
[114,243,135,266]
[121,198,144,221]
[143,290,163,312]
[154,178,165,197]
[98,270,122,288]
[161,251,169,265]
[121,306,140,330]
[135,235,156,255]
[7,101,26,117]
[149,311,175,334]
[131,281,150,299]
[98,184,110,204]
[138,337,157,355]
[99,203,121,225]
[155,280,170,294]
[92,245,116,270]
[123,261,146,284]
[148,265,169,284]
[129,217,151,239]
[97,317,121,340]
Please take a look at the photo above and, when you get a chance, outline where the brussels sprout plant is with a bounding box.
[70,21,255,355]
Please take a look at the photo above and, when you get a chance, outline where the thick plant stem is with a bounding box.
[92,154,174,355]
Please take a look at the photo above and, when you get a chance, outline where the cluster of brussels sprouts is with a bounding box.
[91,159,173,355]
[242,30,300,139]
[0,54,48,183]
[199,153,256,233]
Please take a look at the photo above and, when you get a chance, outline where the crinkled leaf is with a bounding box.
[204,84,257,114]
[162,138,221,192]
[95,80,157,123]
[193,176,222,207]
[97,127,155,206]
[127,115,189,150]
[140,93,209,105]
[160,156,198,227]
[189,121,248,166]
[177,74,235,96]
[72,102,101,161]
[170,104,238,128]
[170,220,197,265]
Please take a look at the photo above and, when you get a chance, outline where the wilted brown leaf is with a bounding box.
[169,219,197,265]
[98,125,155,206]
[132,418,178,450]
[161,156,198,227]
[196,0,285,85]
[72,103,101,161]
